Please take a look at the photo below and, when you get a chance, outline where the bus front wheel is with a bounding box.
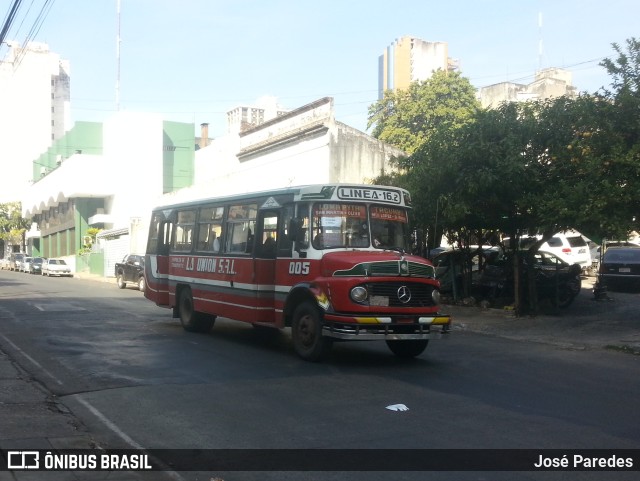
[178,288,214,333]
[292,302,331,362]
[386,339,428,358]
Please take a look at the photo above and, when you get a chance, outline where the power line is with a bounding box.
[12,0,56,70]
[0,0,24,47]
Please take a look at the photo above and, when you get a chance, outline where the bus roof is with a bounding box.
[153,184,411,212]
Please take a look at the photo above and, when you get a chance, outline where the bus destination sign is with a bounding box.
[337,187,402,205]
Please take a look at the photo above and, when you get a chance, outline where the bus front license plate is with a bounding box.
[370,296,389,306]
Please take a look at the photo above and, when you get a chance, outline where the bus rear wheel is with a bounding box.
[386,339,428,358]
[292,302,331,362]
[178,288,215,333]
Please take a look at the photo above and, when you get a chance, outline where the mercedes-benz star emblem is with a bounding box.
[397,285,412,304]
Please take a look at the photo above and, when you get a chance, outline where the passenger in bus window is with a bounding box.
[209,231,221,253]
[261,235,276,258]
[313,232,324,249]
[246,228,254,253]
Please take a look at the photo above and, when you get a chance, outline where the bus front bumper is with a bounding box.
[321,314,451,341]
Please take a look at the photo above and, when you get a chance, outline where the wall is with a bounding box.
[162,121,194,193]
[330,123,405,183]
[103,112,165,226]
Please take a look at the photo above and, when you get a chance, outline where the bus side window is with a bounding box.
[225,203,257,254]
[146,214,162,254]
[147,214,172,256]
[173,210,196,252]
[256,211,279,259]
[278,205,295,257]
[160,222,173,255]
[197,206,224,253]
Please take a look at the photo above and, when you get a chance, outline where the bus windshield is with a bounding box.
[311,203,410,250]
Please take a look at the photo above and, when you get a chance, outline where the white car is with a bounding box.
[506,230,592,272]
[42,258,73,277]
[21,257,33,273]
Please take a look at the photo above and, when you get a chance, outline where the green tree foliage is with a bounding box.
[373,38,640,246]
[0,202,30,247]
[369,38,640,313]
[367,70,480,154]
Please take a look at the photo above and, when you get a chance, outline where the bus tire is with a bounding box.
[386,339,428,358]
[178,288,214,333]
[291,301,331,362]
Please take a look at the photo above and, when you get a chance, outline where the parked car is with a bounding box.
[597,246,640,291]
[505,230,591,273]
[115,254,145,291]
[434,247,581,308]
[592,240,640,272]
[29,257,44,274]
[42,258,73,277]
[432,247,497,296]
[9,253,25,271]
[0,258,9,270]
[478,250,582,308]
[21,257,33,273]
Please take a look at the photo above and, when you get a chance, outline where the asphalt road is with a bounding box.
[0,270,639,481]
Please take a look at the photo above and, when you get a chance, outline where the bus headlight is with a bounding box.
[350,286,368,303]
[431,288,441,305]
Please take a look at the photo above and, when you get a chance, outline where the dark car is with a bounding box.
[597,246,640,291]
[29,257,44,274]
[435,248,582,309]
[115,254,146,291]
[481,250,582,308]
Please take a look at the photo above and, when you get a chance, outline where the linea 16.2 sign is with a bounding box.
[337,187,401,204]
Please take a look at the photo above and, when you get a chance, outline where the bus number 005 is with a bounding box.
[289,261,310,275]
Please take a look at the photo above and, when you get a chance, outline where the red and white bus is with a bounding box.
[144,184,451,361]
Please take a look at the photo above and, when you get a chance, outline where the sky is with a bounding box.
[2,0,639,138]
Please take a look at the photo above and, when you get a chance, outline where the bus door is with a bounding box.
[145,213,173,307]
[254,208,280,323]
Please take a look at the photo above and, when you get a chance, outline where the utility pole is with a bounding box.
[538,11,543,72]
[116,0,121,111]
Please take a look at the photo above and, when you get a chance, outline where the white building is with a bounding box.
[477,68,577,109]
[226,95,289,134]
[169,97,406,205]
[21,112,195,274]
[0,42,71,202]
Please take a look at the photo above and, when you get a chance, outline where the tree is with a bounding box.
[370,38,640,313]
[0,202,30,252]
[367,70,480,154]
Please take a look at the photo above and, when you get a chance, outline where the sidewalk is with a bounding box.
[441,277,640,355]
[0,352,160,480]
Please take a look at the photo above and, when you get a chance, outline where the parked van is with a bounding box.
[9,253,25,271]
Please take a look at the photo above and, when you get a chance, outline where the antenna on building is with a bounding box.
[538,11,543,72]
[116,0,121,111]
